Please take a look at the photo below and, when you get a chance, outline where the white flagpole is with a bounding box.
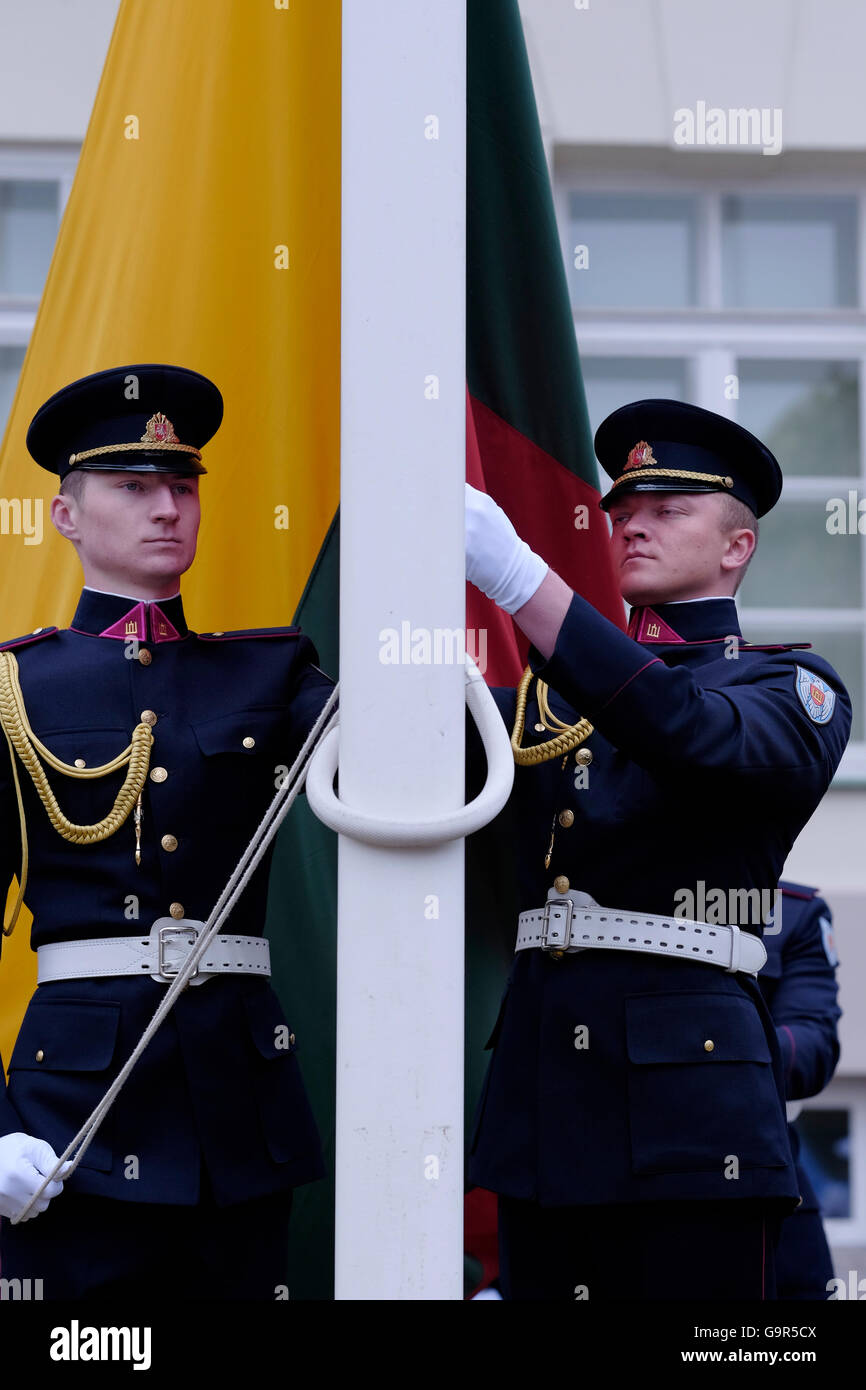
[335,0,467,1299]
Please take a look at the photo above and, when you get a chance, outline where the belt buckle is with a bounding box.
[151,918,202,987]
[541,898,573,955]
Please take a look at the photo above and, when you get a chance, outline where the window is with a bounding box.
[563,176,866,779]
[796,1080,866,1255]
[0,149,76,441]
[0,179,59,300]
[721,196,858,309]
[567,193,699,308]
[797,1105,850,1219]
[0,345,26,432]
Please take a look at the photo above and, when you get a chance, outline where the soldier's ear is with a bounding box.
[50,492,81,542]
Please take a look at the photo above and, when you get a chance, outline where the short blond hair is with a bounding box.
[59,469,89,505]
[717,493,759,594]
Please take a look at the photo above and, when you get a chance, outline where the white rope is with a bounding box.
[306,657,514,844]
[11,683,340,1224]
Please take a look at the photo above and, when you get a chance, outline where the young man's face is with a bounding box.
[50,470,201,596]
[608,490,754,606]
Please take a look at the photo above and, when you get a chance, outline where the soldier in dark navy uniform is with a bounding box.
[0,364,333,1298]
[762,881,840,1300]
[464,399,851,1300]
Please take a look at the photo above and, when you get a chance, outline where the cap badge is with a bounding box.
[625,440,656,471]
[141,412,180,445]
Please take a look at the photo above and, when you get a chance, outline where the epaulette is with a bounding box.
[739,641,812,653]
[778,879,819,901]
[0,626,60,651]
[197,626,302,642]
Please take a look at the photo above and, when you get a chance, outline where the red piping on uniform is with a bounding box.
[197,630,300,641]
[602,658,662,709]
[0,629,58,650]
[781,1023,796,1077]
[762,1219,766,1300]
[638,635,812,652]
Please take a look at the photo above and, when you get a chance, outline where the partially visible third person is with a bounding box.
[762,880,841,1300]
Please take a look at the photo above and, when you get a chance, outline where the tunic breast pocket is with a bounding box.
[191,706,287,759]
[625,991,791,1178]
[191,707,288,821]
[7,999,121,1173]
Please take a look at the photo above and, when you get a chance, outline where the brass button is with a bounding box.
[140,709,157,727]
[575,748,593,766]
[704,1040,714,1052]
[534,723,545,733]
[242,736,256,749]
[35,1049,44,1062]
[161,834,178,852]
[138,648,152,666]
[169,902,185,920]
[289,1033,296,1046]
[554,875,570,894]
[558,809,575,828]
[74,758,86,769]
[150,766,168,783]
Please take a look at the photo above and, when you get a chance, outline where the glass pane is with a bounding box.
[739,499,861,608]
[737,624,862,742]
[567,193,698,308]
[0,180,59,298]
[795,1108,850,1219]
[0,345,25,438]
[581,357,688,436]
[737,360,860,477]
[722,195,857,308]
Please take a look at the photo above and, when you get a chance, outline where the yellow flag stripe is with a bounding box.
[0,0,341,1069]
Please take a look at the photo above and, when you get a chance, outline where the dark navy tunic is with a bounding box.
[468,594,851,1209]
[0,587,334,1207]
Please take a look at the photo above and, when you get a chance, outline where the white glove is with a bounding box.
[0,1132,71,1222]
[465,483,548,614]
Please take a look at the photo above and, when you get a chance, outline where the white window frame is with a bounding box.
[556,168,866,784]
[0,144,79,335]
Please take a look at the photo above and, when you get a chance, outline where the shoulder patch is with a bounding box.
[795,666,836,724]
[819,915,839,967]
[0,626,60,651]
[197,627,302,642]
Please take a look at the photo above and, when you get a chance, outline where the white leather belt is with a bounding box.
[36,918,271,987]
[516,889,767,976]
